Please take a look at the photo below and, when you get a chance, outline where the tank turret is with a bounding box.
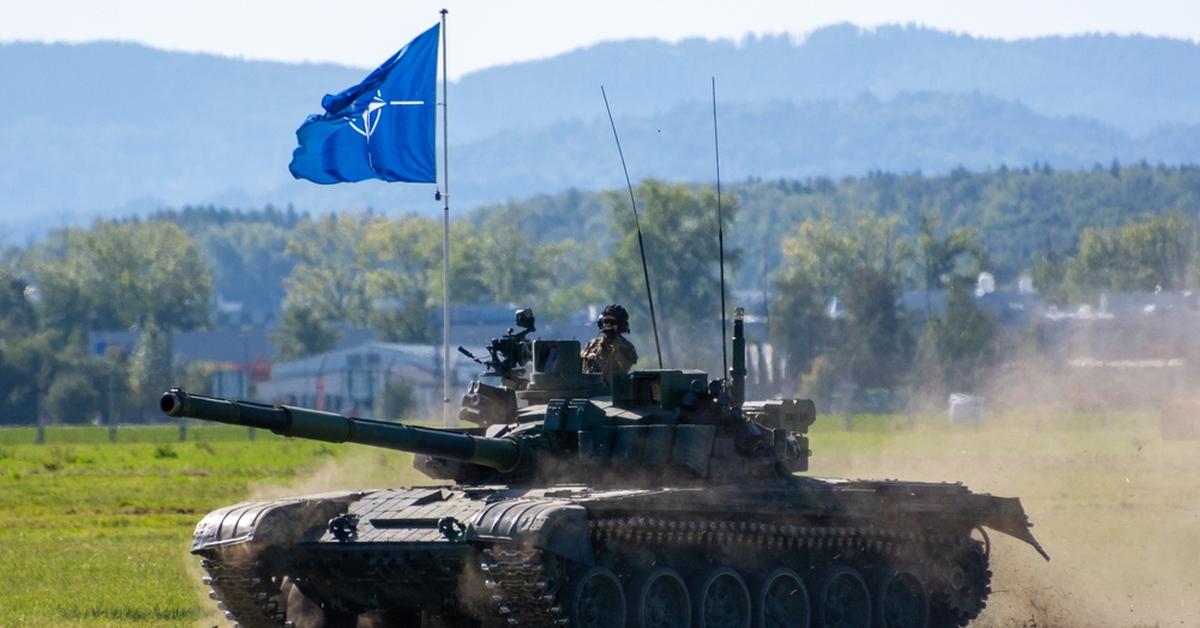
[161,318,815,485]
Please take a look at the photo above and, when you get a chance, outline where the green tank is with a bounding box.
[165,308,1047,628]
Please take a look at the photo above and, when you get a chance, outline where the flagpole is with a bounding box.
[439,8,451,426]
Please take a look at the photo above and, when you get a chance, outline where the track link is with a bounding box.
[481,546,566,627]
[200,558,288,628]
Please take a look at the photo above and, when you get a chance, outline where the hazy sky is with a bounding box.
[5,0,1198,78]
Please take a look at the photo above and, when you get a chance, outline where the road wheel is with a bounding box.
[876,569,929,628]
[813,565,871,628]
[756,568,810,628]
[694,567,752,628]
[565,566,626,628]
[629,566,691,628]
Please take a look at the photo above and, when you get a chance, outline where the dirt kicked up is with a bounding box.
[812,412,1200,628]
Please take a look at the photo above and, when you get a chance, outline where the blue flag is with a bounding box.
[289,23,440,184]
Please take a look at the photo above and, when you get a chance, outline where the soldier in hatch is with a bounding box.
[582,304,638,385]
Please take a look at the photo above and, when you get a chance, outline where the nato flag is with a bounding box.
[289,23,440,184]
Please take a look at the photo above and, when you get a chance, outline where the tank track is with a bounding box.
[197,517,991,628]
[199,558,288,628]
[592,516,932,554]
[591,516,991,627]
[481,546,566,626]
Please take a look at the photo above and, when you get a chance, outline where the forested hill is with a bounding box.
[471,164,1200,287]
[3,164,1197,344]
[454,92,1200,203]
[3,25,1199,236]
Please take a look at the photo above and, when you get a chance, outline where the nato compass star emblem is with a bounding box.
[348,89,424,141]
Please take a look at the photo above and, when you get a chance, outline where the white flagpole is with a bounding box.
[439,8,451,426]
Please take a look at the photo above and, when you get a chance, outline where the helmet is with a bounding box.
[597,304,630,333]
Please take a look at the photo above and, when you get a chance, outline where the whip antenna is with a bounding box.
[712,77,729,379]
[601,85,663,368]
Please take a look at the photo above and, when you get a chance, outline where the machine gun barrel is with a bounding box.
[159,388,521,471]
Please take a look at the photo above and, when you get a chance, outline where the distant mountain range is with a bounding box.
[2,24,1198,238]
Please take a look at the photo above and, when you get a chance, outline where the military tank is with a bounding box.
[164,308,1047,628]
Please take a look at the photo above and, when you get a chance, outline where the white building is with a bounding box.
[255,342,477,420]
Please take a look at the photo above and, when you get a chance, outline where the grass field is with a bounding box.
[0,424,421,627]
[0,412,1196,627]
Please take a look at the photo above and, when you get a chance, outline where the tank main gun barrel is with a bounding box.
[160,388,521,471]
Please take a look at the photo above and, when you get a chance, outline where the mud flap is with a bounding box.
[979,496,1050,561]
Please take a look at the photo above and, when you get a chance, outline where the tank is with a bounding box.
[165,308,1048,628]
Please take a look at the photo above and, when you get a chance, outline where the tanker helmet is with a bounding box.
[597,304,630,333]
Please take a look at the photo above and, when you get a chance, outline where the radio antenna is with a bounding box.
[712,77,729,379]
[601,85,663,368]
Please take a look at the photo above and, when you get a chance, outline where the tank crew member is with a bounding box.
[582,304,638,385]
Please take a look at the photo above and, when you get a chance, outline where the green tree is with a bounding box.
[769,263,829,378]
[195,221,294,311]
[282,213,378,325]
[379,377,416,421]
[596,180,738,368]
[1066,210,1197,296]
[359,216,442,343]
[917,283,997,393]
[44,369,104,425]
[30,221,211,336]
[1030,255,1068,303]
[771,213,910,381]
[281,213,488,347]
[0,265,37,334]
[841,266,909,390]
[469,211,601,322]
[0,261,63,424]
[274,304,340,360]
[472,213,540,303]
[128,317,172,420]
[534,238,602,322]
[0,331,57,425]
[917,215,986,308]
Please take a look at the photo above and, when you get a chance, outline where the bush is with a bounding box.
[181,361,218,396]
[44,371,103,424]
[382,378,415,421]
[800,355,838,411]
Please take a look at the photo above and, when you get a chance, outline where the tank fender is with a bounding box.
[192,490,365,557]
[467,500,593,565]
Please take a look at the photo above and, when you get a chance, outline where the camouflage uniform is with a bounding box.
[582,332,638,385]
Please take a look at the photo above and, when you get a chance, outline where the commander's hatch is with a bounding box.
[516,340,609,404]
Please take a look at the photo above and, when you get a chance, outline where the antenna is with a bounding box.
[712,77,729,379]
[601,85,663,368]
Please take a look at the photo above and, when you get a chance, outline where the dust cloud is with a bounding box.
[819,349,1200,628]
[245,447,433,501]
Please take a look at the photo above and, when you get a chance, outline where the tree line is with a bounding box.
[2,164,1199,424]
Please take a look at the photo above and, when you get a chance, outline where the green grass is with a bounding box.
[0,413,1196,627]
[0,424,420,627]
